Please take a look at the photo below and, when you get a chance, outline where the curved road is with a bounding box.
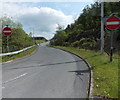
[2,44,90,98]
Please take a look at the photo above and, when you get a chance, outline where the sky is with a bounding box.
[0,1,95,39]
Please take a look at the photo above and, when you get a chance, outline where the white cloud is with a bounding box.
[1,3,74,39]
[2,0,94,3]
[2,0,119,3]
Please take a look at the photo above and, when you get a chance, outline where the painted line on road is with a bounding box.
[3,73,28,84]
[2,87,5,88]
[1,60,13,64]
[4,60,13,63]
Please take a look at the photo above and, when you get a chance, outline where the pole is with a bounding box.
[100,2,104,53]
[33,27,34,43]
[110,31,113,62]
[6,36,9,52]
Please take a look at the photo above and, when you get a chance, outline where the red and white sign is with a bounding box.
[106,16,120,30]
[2,27,12,36]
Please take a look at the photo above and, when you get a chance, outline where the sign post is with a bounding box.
[2,25,12,52]
[6,36,9,52]
[106,16,120,62]
[110,31,113,62]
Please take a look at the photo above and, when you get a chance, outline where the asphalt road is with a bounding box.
[2,44,90,98]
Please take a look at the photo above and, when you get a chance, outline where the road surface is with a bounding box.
[2,44,90,98]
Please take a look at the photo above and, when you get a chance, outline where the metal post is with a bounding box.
[6,36,9,52]
[33,27,34,43]
[100,2,104,53]
[110,31,113,62]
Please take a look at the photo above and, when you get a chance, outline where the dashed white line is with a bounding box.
[3,73,28,84]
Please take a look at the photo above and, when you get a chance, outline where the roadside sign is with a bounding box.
[106,16,120,30]
[106,15,120,62]
[2,27,12,36]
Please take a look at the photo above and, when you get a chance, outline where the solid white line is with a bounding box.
[106,21,120,25]
[2,87,5,89]
[1,60,13,64]
[3,73,28,84]
[4,60,13,64]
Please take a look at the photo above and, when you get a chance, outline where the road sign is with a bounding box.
[2,27,12,36]
[106,16,120,30]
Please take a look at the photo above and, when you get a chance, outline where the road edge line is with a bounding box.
[2,60,13,64]
[50,46,94,99]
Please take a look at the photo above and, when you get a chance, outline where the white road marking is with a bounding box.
[3,73,28,84]
[2,60,13,64]
[2,87,5,89]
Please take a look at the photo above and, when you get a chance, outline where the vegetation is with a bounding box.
[53,46,119,98]
[0,16,35,53]
[0,17,47,62]
[0,17,47,53]
[50,2,120,54]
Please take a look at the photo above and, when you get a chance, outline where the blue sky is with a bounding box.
[2,2,94,39]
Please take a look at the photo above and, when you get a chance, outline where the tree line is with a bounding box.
[50,2,120,53]
[0,16,35,53]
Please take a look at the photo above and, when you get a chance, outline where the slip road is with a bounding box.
[2,44,90,98]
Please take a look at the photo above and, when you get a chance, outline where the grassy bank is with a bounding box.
[53,46,119,98]
[2,46,38,63]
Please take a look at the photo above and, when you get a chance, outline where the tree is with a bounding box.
[1,16,35,53]
[54,30,67,46]
[51,2,120,52]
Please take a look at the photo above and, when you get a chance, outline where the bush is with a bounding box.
[71,38,96,49]
[2,28,34,53]
[63,42,71,46]
[80,38,96,50]
[53,30,67,46]
[71,41,80,47]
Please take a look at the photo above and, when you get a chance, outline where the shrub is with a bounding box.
[71,41,80,47]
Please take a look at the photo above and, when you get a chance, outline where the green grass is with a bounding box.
[2,46,38,63]
[53,46,119,98]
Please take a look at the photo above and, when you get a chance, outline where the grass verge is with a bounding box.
[2,46,38,63]
[53,46,119,98]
